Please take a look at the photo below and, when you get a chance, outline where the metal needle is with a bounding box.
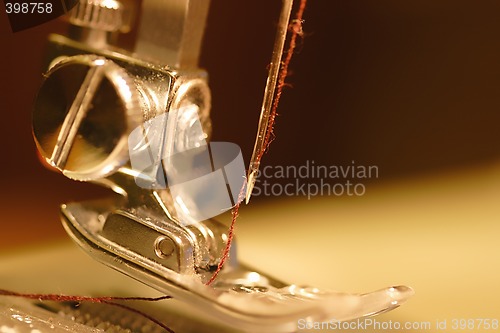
[245,0,294,203]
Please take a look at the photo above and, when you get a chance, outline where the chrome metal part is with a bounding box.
[32,0,220,281]
[155,236,176,258]
[68,0,132,49]
[135,0,211,68]
[33,55,141,181]
[69,0,130,33]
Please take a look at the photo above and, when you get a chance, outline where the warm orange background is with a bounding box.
[1,0,500,251]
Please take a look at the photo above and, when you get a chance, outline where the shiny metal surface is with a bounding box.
[135,0,210,68]
[32,0,227,302]
[33,55,140,181]
[69,0,130,32]
[68,0,132,49]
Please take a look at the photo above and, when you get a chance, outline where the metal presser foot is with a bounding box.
[31,1,414,332]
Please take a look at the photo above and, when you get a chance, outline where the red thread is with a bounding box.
[205,181,245,286]
[205,0,308,285]
[0,289,174,332]
[258,0,307,159]
[0,289,171,302]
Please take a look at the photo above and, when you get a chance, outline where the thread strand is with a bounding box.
[206,0,307,285]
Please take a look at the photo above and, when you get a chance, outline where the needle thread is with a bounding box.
[207,0,307,283]
[259,0,307,160]
[0,289,174,332]
[246,0,307,203]
[205,180,246,286]
[0,289,172,302]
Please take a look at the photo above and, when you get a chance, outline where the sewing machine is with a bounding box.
[2,0,500,332]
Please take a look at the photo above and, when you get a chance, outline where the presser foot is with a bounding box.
[61,198,414,333]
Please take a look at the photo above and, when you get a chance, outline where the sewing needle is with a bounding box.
[245,0,294,204]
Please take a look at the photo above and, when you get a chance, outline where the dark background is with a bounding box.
[1,0,500,249]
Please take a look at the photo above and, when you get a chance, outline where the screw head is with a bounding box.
[154,236,176,258]
[33,55,141,181]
